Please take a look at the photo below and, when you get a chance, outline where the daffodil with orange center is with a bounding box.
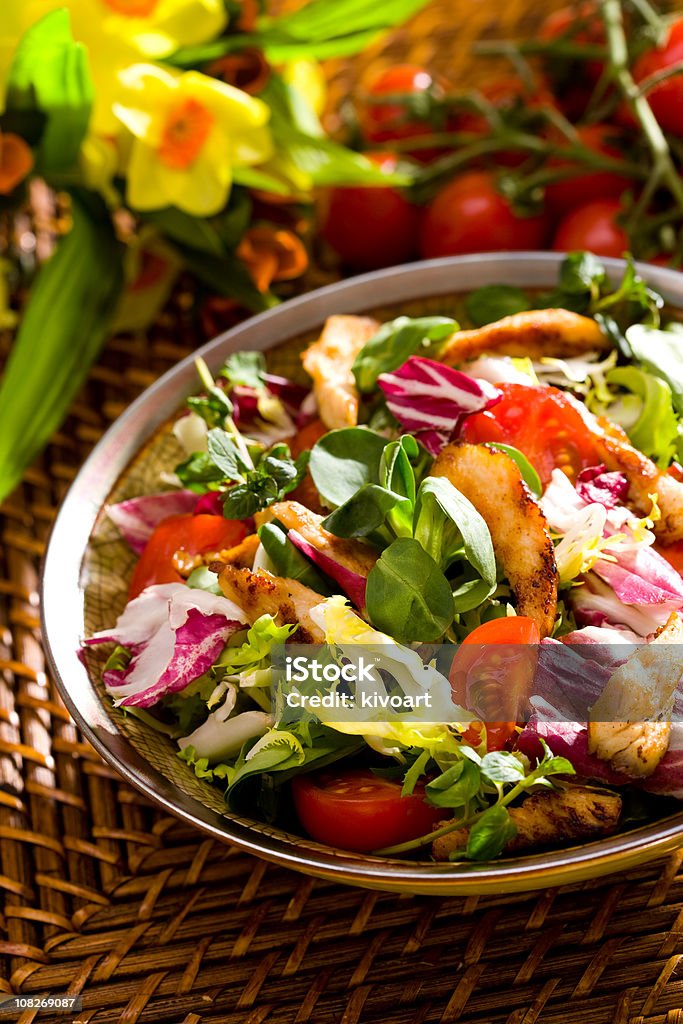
[114,64,273,216]
[0,0,227,132]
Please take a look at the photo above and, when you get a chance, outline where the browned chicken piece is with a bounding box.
[588,613,683,778]
[301,315,380,430]
[216,533,260,570]
[432,787,622,860]
[430,444,558,637]
[570,405,683,544]
[439,309,608,365]
[214,564,325,643]
[269,501,378,578]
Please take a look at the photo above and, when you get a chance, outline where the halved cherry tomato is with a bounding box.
[545,125,630,216]
[291,769,446,852]
[632,19,683,136]
[321,152,420,269]
[129,514,248,598]
[360,64,444,147]
[288,417,328,458]
[655,540,683,577]
[449,617,540,751]
[551,198,629,258]
[419,171,547,259]
[461,384,600,487]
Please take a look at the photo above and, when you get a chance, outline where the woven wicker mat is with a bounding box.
[5,1,683,1022]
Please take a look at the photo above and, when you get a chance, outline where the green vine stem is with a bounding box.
[600,0,683,214]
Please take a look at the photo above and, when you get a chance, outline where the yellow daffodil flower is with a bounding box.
[0,0,227,131]
[114,64,273,216]
[89,0,227,59]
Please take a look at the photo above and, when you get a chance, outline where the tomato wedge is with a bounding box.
[129,513,248,598]
[449,617,540,751]
[462,383,600,487]
[291,769,446,852]
[655,540,683,578]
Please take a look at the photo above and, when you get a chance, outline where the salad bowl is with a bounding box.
[42,252,683,895]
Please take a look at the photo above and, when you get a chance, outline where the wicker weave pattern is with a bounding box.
[4,0,683,1020]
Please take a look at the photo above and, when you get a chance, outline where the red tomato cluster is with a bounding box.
[321,9,683,270]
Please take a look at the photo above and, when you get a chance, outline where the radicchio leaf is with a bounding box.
[288,528,367,610]
[576,465,629,508]
[84,584,246,708]
[378,357,501,456]
[107,492,197,554]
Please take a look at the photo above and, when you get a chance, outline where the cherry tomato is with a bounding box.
[321,152,420,270]
[461,383,600,487]
[655,540,683,577]
[129,514,248,598]
[632,19,683,136]
[545,125,630,215]
[360,64,442,146]
[291,769,446,852]
[551,198,629,258]
[419,171,547,259]
[450,617,540,751]
[539,2,606,83]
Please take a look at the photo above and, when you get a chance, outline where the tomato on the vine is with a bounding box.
[551,198,629,258]
[455,76,556,166]
[449,617,540,751]
[129,514,247,598]
[461,383,601,487]
[419,171,547,259]
[291,769,446,852]
[545,125,630,215]
[360,64,444,148]
[539,2,606,83]
[632,19,683,136]
[321,152,420,270]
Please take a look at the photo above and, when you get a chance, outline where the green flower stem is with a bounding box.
[600,0,683,212]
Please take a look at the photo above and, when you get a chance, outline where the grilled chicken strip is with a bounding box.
[214,564,325,643]
[302,315,379,430]
[432,787,622,860]
[588,613,683,778]
[439,309,608,365]
[431,443,558,637]
[269,501,378,578]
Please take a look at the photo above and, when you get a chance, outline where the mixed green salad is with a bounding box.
[86,254,683,861]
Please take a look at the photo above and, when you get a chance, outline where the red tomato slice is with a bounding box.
[291,769,446,852]
[129,514,248,598]
[449,617,540,751]
[462,383,601,487]
[655,540,683,578]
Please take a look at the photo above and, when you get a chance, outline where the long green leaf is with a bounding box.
[5,10,93,173]
[0,192,123,501]
[168,0,431,65]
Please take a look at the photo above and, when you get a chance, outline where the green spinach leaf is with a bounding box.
[352,316,457,392]
[365,537,454,642]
